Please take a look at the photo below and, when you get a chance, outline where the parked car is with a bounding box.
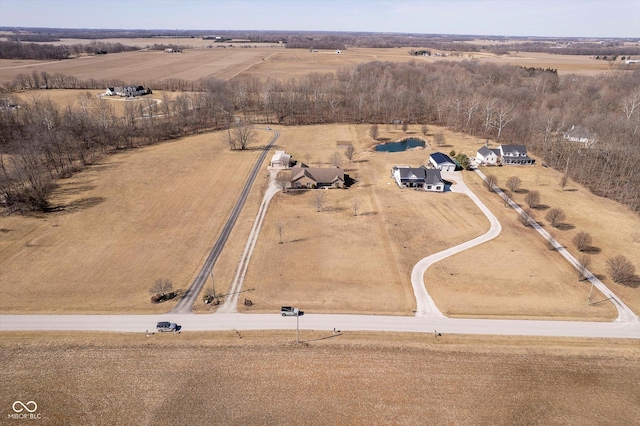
[280,306,303,317]
[156,321,178,332]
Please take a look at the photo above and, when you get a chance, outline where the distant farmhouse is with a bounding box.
[499,145,534,165]
[429,152,457,171]
[392,165,444,192]
[105,85,151,97]
[290,163,345,189]
[564,125,597,148]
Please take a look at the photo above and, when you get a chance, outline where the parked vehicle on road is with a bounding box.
[156,321,178,332]
[280,306,303,317]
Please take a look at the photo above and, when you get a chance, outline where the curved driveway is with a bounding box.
[412,170,501,317]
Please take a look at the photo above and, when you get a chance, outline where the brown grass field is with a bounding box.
[1,331,639,425]
[0,130,273,313]
[0,45,620,89]
[1,124,636,319]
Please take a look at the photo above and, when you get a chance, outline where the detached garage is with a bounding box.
[429,152,457,172]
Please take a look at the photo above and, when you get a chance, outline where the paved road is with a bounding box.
[171,130,279,313]
[1,313,638,339]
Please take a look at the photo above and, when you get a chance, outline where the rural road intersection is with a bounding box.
[1,140,638,339]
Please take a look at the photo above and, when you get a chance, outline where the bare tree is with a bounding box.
[506,176,522,193]
[434,132,446,147]
[545,208,566,228]
[606,255,636,285]
[304,153,311,165]
[572,231,593,252]
[150,278,173,296]
[577,254,592,281]
[344,145,355,162]
[352,196,360,216]
[560,174,570,190]
[483,174,498,192]
[420,124,428,136]
[525,191,540,209]
[501,189,512,207]
[230,121,255,150]
[275,170,290,192]
[369,124,379,141]
[546,232,557,250]
[519,208,535,227]
[312,191,325,212]
[401,121,409,133]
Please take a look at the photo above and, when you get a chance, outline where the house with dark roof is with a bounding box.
[392,165,444,192]
[499,145,534,165]
[429,152,457,171]
[476,146,501,165]
[290,164,345,189]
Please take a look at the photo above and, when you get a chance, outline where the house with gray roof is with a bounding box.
[290,164,344,189]
[499,145,534,165]
[476,146,501,165]
[392,165,444,192]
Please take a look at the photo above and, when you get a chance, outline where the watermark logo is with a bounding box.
[8,401,40,420]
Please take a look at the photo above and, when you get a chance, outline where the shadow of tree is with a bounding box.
[556,223,576,231]
[582,246,602,254]
[532,204,550,210]
[45,197,105,213]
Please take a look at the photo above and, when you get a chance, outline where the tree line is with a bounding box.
[0,40,140,61]
[1,60,639,212]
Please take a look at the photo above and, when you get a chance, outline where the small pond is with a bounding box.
[375,138,425,152]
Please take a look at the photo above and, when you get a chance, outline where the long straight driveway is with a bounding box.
[171,130,279,313]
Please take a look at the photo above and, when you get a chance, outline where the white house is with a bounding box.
[105,85,149,97]
[499,145,534,165]
[270,150,292,168]
[392,165,444,192]
[429,152,457,172]
[564,125,597,148]
[476,146,500,165]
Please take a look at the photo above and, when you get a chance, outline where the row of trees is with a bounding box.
[0,40,140,61]
[485,174,637,286]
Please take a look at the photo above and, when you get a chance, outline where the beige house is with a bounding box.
[290,164,344,189]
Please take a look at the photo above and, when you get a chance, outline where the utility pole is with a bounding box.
[296,312,300,344]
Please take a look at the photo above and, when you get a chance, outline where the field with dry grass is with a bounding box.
[469,159,640,316]
[1,123,635,319]
[9,88,181,117]
[0,130,274,313]
[2,331,638,425]
[0,45,621,90]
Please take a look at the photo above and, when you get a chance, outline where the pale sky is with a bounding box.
[0,0,638,38]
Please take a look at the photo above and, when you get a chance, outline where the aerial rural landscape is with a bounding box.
[1,0,639,423]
